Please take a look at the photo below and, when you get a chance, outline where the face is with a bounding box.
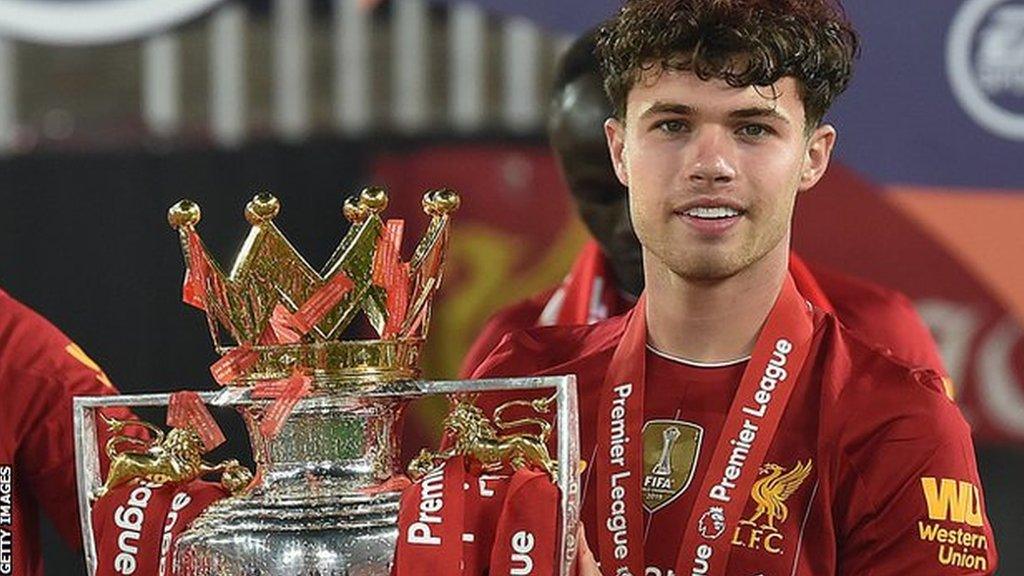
[549,73,644,295]
[605,69,836,282]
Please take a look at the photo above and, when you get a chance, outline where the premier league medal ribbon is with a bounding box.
[597,276,814,576]
[596,294,648,576]
[673,276,813,576]
[461,474,512,576]
[167,391,227,452]
[93,480,229,576]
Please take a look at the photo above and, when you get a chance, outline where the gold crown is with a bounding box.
[167,188,459,387]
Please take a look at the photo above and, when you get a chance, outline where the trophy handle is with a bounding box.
[73,389,251,576]
[416,376,581,576]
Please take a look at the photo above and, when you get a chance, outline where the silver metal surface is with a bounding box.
[75,375,580,576]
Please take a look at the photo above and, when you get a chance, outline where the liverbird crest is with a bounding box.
[167,187,459,386]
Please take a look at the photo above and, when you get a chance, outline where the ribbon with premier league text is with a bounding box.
[596,275,814,576]
[488,468,560,576]
[392,459,560,575]
[393,457,467,575]
[93,480,228,576]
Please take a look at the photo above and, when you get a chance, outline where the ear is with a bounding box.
[604,117,630,188]
[798,123,837,192]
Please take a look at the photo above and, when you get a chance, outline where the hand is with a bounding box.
[576,524,603,576]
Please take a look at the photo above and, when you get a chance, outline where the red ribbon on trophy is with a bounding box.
[596,275,814,576]
[252,370,313,438]
[181,229,211,311]
[393,459,560,576]
[286,272,356,335]
[488,469,560,576]
[260,303,305,345]
[373,219,411,337]
[93,480,228,576]
[393,456,467,575]
[209,345,260,386]
[167,391,226,452]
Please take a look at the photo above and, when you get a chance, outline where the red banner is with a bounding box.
[166,391,226,451]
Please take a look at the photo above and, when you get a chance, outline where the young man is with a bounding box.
[471,1,996,574]
[461,29,948,390]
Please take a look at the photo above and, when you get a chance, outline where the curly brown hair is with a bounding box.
[596,0,859,129]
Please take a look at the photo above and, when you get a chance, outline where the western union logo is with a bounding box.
[920,477,983,527]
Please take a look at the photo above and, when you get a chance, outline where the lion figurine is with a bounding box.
[408,397,557,482]
[93,416,252,499]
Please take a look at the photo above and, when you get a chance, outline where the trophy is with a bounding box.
[73,189,581,575]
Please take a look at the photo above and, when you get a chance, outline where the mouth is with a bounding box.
[674,200,747,235]
[680,206,744,220]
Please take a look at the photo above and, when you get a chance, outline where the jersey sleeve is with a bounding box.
[812,264,948,378]
[460,314,519,379]
[833,368,996,575]
[459,295,550,379]
[4,302,130,550]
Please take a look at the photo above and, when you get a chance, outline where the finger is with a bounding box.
[576,524,602,576]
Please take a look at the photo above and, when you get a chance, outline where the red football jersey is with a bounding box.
[0,290,130,576]
[471,306,997,575]
[460,250,947,382]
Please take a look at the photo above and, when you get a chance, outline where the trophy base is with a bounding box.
[174,490,400,575]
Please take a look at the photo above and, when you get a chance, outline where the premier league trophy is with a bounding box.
[72,189,580,576]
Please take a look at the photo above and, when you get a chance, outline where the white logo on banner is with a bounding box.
[0,0,225,46]
[948,0,1024,140]
[917,300,1024,438]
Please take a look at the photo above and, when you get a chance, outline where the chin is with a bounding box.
[668,252,750,282]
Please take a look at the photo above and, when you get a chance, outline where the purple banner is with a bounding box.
[441,0,1022,190]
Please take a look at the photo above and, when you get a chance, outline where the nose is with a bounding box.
[685,128,737,186]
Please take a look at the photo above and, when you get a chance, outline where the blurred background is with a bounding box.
[0,0,1018,573]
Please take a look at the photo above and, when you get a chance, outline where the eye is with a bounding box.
[737,124,773,138]
[656,119,687,134]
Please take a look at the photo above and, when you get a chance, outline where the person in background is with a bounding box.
[0,288,134,576]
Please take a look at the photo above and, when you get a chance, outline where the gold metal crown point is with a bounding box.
[360,187,389,213]
[168,200,201,229]
[245,193,280,224]
[423,189,461,216]
[343,197,369,224]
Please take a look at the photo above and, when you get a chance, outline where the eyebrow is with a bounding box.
[728,106,791,124]
[638,102,695,120]
[638,102,791,125]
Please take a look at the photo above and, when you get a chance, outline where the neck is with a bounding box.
[643,241,789,363]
